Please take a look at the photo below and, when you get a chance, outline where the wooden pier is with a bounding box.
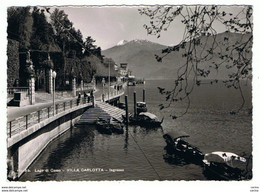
[76,102,125,125]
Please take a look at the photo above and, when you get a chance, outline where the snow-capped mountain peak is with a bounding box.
[117,40,128,46]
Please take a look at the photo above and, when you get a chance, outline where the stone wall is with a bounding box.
[7,105,91,180]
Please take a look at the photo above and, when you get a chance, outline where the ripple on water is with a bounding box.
[19,80,252,181]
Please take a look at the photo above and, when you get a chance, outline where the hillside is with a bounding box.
[102,32,252,80]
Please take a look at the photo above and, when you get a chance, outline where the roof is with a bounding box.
[163,130,190,140]
[204,151,246,162]
[204,151,247,169]
[139,112,158,120]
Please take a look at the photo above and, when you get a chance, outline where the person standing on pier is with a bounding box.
[77,92,81,105]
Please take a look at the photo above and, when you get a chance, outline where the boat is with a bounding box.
[136,101,147,114]
[202,151,247,180]
[110,118,124,134]
[96,118,112,135]
[163,130,204,163]
[127,81,136,86]
[127,76,136,86]
[117,102,126,110]
[125,112,163,127]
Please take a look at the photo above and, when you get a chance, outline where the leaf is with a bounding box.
[157,86,165,93]
[155,54,162,62]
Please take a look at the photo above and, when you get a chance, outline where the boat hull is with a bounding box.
[202,162,243,180]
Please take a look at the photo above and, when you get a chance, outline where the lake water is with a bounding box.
[19,79,252,181]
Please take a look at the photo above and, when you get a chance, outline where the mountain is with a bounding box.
[117,40,128,46]
[103,39,167,78]
[102,33,252,80]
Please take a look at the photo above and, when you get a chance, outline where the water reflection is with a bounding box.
[20,125,96,181]
[163,145,204,167]
[139,126,163,134]
[123,125,129,152]
[39,126,95,180]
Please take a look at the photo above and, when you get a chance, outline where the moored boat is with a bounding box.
[136,102,147,114]
[117,102,126,110]
[127,81,136,86]
[96,118,112,135]
[163,130,204,163]
[202,151,247,180]
[110,118,124,134]
[125,112,163,127]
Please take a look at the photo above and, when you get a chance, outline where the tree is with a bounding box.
[31,7,57,51]
[68,28,84,58]
[7,7,34,86]
[7,7,33,51]
[139,5,252,118]
[50,8,73,55]
[83,36,97,56]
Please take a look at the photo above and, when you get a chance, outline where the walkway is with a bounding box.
[7,91,76,121]
[6,84,125,139]
[77,102,125,125]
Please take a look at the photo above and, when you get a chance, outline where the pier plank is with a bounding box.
[77,101,126,125]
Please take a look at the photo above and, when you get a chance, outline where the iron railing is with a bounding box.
[7,87,29,95]
[7,97,91,138]
[7,86,125,138]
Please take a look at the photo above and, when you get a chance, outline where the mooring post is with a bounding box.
[143,89,146,102]
[134,91,137,117]
[125,95,128,125]
[92,96,95,107]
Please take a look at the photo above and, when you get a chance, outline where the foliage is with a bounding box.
[49,8,102,83]
[95,57,118,77]
[83,36,103,60]
[24,56,35,78]
[7,7,103,88]
[7,7,33,51]
[50,8,85,58]
[41,59,54,69]
[81,56,97,82]
[7,39,20,87]
[139,5,253,118]
[30,7,59,52]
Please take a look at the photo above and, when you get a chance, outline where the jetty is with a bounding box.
[76,102,125,125]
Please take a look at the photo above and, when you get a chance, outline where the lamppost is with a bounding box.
[108,61,110,100]
[102,77,105,102]
[52,71,57,116]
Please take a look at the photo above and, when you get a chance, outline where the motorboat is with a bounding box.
[136,102,147,114]
[96,117,124,135]
[202,151,247,180]
[96,118,112,135]
[163,130,204,163]
[127,112,163,127]
[110,118,124,134]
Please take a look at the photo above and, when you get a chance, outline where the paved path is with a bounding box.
[7,91,77,121]
[7,84,124,122]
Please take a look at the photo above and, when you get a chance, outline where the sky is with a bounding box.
[58,6,180,50]
[48,6,247,50]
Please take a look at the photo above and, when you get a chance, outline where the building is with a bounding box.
[119,63,128,77]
